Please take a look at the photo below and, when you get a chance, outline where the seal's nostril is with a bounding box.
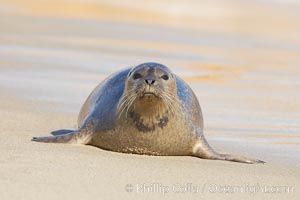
[145,79,155,85]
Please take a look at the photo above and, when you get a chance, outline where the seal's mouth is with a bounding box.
[141,92,157,98]
[138,86,160,101]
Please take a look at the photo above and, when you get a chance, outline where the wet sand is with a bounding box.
[0,0,299,199]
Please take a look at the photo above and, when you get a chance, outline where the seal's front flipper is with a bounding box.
[51,129,74,136]
[192,139,265,164]
[32,129,91,144]
[32,134,75,143]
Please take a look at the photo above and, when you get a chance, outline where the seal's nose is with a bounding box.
[145,79,155,85]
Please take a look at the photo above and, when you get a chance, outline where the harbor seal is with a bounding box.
[32,62,264,164]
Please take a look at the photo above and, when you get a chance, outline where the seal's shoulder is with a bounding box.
[175,75,195,103]
[78,67,132,127]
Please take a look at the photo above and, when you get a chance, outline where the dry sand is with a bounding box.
[0,0,299,199]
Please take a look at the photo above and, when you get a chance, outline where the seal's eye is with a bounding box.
[161,74,169,80]
[133,73,142,80]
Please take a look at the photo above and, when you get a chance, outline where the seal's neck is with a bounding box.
[125,100,171,133]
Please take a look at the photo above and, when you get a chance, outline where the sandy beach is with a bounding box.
[0,0,299,199]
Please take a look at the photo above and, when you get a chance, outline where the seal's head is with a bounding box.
[118,62,178,118]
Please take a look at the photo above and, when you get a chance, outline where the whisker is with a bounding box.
[118,88,138,118]
[125,95,137,118]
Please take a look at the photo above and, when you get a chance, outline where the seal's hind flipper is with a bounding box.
[51,129,74,136]
[218,153,265,164]
[32,129,91,144]
[192,138,265,164]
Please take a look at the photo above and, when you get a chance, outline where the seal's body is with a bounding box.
[33,62,264,164]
